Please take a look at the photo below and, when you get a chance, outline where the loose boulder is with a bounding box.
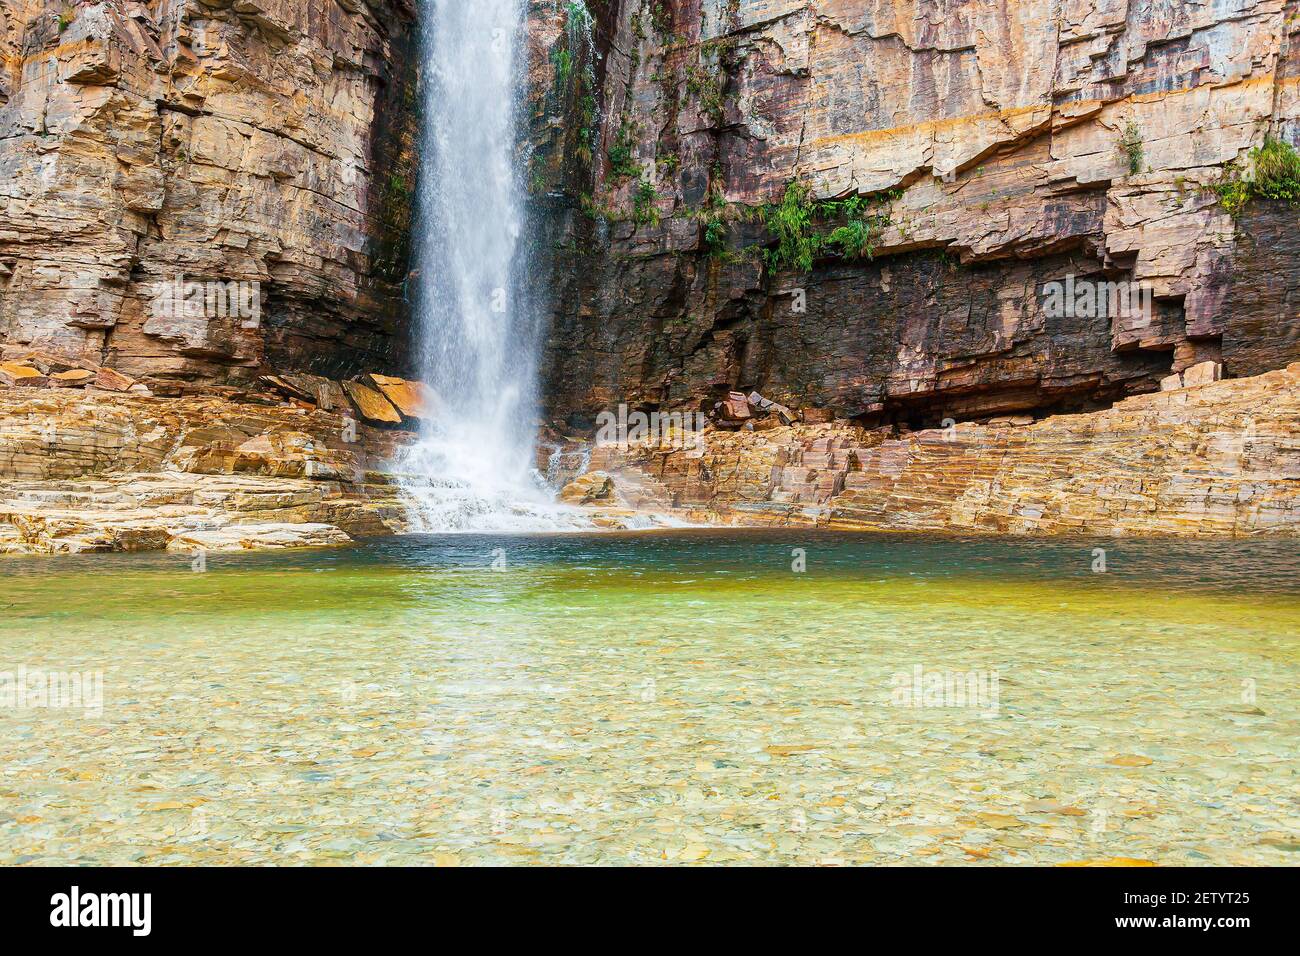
[49,369,97,388]
[282,373,350,412]
[559,471,615,504]
[365,374,439,422]
[1182,361,1223,388]
[748,391,797,425]
[342,380,403,425]
[93,368,137,392]
[0,364,47,387]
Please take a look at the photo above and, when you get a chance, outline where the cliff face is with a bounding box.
[0,0,419,385]
[529,0,1300,427]
[4,1,1298,425]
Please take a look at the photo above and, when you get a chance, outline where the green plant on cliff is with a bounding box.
[761,183,897,271]
[580,191,619,221]
[1249,135,1300,201]
[633,181,660,226]
[1212,135,1300,217]
[548,0,601,171]
[702,216,727,257]
[690,165,760,261]
[1118,121,1144,175]
[575,89,599,165]
[607,122,639,180]
[551,48,574,87]
[686,64,726,126]
[825,217,882,259]
[698,177,730,258]
[650,1,672,38]
[565,0,594,41]
[1214,176,1253,218]
[385,172,409,201]
[825,191,897,255]
[551,0,594,93]
[762,181,823,272]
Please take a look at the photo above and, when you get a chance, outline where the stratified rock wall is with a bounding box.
[5,1,1297,419]
[585,363,1300,536]
[0,385,416,553]
[529,0,1300,425]
[0,0,418,384]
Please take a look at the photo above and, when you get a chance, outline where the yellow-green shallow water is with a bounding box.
[1,530,1296,865]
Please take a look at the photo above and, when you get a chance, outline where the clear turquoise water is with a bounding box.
[1,531,1297,865]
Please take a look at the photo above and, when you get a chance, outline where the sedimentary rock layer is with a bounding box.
[530,0,1300,425]
[0,0,418,383]
[0,386,415,553]
[583,364,1300,536]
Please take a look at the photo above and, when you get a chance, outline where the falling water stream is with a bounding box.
[399,0,590,531]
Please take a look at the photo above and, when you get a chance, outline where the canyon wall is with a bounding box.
[0,0,419,385]
[528,0,1300,428]
[4,0,1298,434]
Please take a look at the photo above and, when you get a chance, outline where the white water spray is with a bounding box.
[400,0,586,531]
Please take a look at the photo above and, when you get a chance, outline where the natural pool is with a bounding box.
[1,530,1296,865]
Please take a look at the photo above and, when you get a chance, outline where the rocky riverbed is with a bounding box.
[3,531,1297,866]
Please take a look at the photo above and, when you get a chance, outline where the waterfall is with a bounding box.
[400,0,587,531]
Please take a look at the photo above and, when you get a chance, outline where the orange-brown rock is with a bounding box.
[531,1,1300,428]
[49,369,97,388]
[342,381,403,425]
[583,365,1300,537]
[260,376,316,404]
[366,374,439,422]
[0,0,420,383]
[262,374,359,415]
[559,471,614,504]
[0,388,417,554]
[0,364,46,387]
[92,368,136,392]
[0,348,85,375]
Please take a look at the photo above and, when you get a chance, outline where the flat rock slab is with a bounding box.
[281,374,351,413]
[50,369,96,388]
[0,364,47,387]
[94,368,136,392]
[366,374,439,421]
[167,523,354,553]
[342,381,403,424]
[585,364,1300,537]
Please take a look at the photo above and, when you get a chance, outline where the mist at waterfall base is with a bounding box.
[398,0,587,532]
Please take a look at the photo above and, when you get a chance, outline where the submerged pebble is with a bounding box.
[0,531,1296,866]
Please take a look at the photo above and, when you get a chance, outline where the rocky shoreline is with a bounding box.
[2,362,1297,555]
[0,371,420,555]
[564,364,1300,538]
